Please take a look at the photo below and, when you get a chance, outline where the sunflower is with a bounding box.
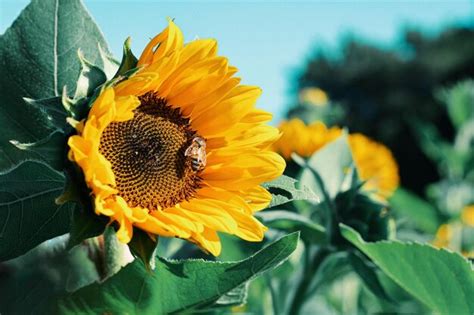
[67,20,285,256]
[273,119,399,198]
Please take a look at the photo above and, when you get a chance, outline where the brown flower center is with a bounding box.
[99,92,205,210]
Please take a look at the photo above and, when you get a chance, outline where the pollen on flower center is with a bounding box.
[99,92,204,210]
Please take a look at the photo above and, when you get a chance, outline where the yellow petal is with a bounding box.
[191,228,222,256]
[137,19,184,66]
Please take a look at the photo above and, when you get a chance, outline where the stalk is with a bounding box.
[288,248,330,315]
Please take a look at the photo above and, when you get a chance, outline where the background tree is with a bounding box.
[295,27,474,194]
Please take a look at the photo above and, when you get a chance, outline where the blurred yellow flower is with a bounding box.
[432,221,474,258]
[461,205,474,227]
[67,20,285,256]
[273,119,399,197]
[348,133,400,198]
[432,224,452,248]
[299,87,329,106]
[273,119,342,159]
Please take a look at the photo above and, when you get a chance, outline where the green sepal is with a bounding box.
[67,204,108,250]
[115,37,139,78]
[60,163,108,251]
[296,135,391,248]
[98,43,120,80]
[73,49,108,101]
[128,228,158,272]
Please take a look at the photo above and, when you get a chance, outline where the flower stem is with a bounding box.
[288,248,330,315]
[265,274,280,315]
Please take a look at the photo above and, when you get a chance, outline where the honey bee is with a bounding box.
[185,137,207,172]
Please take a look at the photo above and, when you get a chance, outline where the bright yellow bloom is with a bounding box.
[273,119,399,198]
[461,205,474,227]
[67,21,285,256]
[299,87,328,106]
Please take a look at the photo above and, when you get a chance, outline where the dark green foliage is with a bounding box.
[0,161,74,261]
[296,28,474,194]
[0,0,111,171]
[55,232,299,314]
[342,224,474,315]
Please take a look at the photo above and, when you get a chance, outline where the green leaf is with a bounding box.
[256,210,326,244]
[300,133,357,200]
[128,228,158,271]
[23,97,70,132]
[439,80,474,129]
[262,175,319,208]
[341,224,474,314]
[10,131,68,172]
[56,232,300,314]
[67,205,107,250]
[0,161,73,261]
[0,0,110,171]
[211,284,248,310]
[116,37,139,77]
[0,236,100,314]
[389,188,440,234]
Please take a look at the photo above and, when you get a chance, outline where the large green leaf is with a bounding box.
[0,0,110,170]
[341,224,474,314]
[0,236,100,314]
[0,161,73,261]
[11,130,68,172]
[262,175,319,208]
[23,97,70,132]
[56,232,300,314]
[300,134,357,200]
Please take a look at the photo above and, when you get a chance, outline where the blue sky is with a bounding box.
[1,0,473,123]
